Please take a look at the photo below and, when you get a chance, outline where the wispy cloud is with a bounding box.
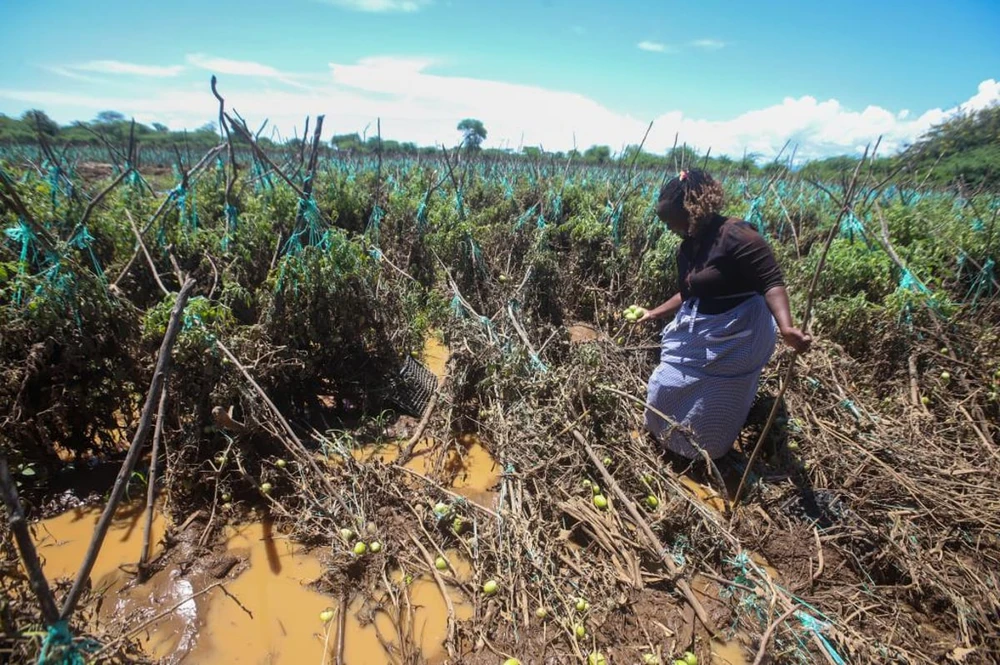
[186,54,282,78]
[43,66,108,84]
[317,0,431,12]
[691,39,726,50]
[73,60,185,77]
[637,41,667,53]
[185,54,317,90]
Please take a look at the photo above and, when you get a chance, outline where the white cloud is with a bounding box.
[4,55,998,162]
[74,60,184,77]
[691,39,726,50]
[186,54,282,78]
[318,0,431,12]
[637,41,667,53]
[43,66,108,84]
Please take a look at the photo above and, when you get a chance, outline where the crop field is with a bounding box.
[1,95,999,665]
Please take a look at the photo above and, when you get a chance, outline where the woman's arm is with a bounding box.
[764,286,812,353]
[636,293,682,323]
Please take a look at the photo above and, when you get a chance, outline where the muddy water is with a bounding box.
[356,334,501,506]
[34,502,167,583]
[188,523,474,664]
[35,511,476,664]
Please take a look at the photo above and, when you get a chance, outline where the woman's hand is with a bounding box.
[633,307,651,323]
[780,326,812,353]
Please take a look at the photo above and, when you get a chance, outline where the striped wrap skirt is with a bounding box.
[644,294,777,459]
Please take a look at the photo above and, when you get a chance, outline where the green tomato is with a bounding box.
[369,541,382,554]
[588,653,607,665]
[682,651,698,665]
[593,494,608,509]
[353,541,368,556]
[483,579,499,595]
[646,495,659,509]
[435,556,448,571]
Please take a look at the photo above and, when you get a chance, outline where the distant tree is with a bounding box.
[583,145,612,164]
[94,110,126,124]
[151,122,169,133]
[21,109,59,136]
[457,118,487,150]
[332,133,364,151]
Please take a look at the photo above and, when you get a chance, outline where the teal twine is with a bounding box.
[898,268,929,294]
[839,399,862,422]
[366,204,383,244]
[221,204,238,251]
[454,189,464,216]
[608,202,623,246]
[47,165,60,211]
[301,197,324,247]
[416,192,429,232]
[450,295,464,318]
[37,620,90,665]
[966,258,996,309]
[796,613,847,665]
[68,226,104,279]
[536,210,546,230]
[747,196,766,235]
[839,212,866,241]
[4,220,35,304]
[5,219,36,267]
[515,204,538,231]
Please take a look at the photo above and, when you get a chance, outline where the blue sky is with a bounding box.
[1,0,998,159]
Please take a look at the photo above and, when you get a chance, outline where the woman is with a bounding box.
[635,169,811,460]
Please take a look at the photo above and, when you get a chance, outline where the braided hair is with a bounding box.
[655,168,725,236]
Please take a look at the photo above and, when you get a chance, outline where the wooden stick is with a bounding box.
[139,382,169,576]
[336,591,347,665]
[408,531,457,660]
[125,209,168,295]
[568,426,715,634]
[59,278,195,620]
[751,605,798,665]
[0,456,60,624]
[732,145,872,511]
[397,390,440,464]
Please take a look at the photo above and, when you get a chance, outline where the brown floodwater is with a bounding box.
[34,501,167,584]
[33,510,476,663]
[354,334,501,507]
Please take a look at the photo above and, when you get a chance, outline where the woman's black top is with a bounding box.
[677,215,785,315]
